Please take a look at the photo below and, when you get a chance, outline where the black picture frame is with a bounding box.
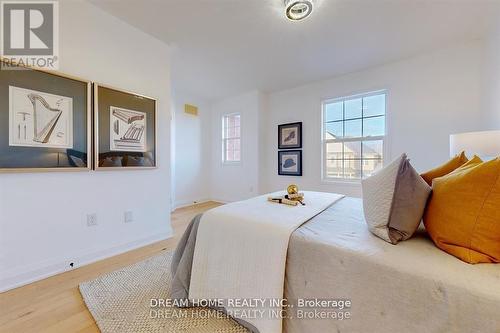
[278,122,302,149]
[278,150,302,176]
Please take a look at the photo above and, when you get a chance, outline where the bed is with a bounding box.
[171,197,500,333]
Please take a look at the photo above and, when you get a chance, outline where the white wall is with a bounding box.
[261,40,485,197]
[172,91,211,208]
[0,1,172,291]
[209,91,263,202]
[483,18,500,128]
[178,39,491,201]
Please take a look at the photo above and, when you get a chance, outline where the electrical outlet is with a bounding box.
[124,211,133,223]
[87,213,97,226]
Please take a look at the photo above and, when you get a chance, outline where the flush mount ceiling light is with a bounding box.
[284,0,313,21]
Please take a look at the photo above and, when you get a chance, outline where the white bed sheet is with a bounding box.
[284,197,500,333]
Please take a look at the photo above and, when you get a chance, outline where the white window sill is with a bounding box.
[222,161,241,166]
[321,178,362,186]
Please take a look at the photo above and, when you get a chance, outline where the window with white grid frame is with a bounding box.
[322,91,386,180]
[222,113,241,163]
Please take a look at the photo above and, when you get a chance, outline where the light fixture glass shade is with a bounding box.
[450,130,500,160]
[284,0,313,21]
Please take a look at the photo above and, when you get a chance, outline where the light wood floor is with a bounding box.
[0,201,222,333]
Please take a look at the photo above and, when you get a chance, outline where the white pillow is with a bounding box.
[362,153,431,244]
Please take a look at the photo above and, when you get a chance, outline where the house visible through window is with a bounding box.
[222,113,241,163]
[322,91,386,180]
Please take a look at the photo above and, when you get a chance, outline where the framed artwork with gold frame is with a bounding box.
[0,60,91,172]
[93,83,157,170]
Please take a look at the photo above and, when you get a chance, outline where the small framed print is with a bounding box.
[278,150,302,176]
[94,84,157,170]
[278,122,302,149]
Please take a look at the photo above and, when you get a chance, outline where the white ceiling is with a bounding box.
[90,0,499,102]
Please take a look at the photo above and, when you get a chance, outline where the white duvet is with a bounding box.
[188,191,344,333]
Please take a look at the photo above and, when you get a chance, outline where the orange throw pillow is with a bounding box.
[421,151,468,185]
[424,158,500,264]
[452,155,483,172]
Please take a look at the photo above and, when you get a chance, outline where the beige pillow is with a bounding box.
[362,154,431,244]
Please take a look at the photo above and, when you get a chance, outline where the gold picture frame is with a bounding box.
[93,83,158,170]
[0,58,92,173]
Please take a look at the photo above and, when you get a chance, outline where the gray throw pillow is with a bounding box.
[102,156,123,167]
[362,153,431,244]
[127,156,145,166]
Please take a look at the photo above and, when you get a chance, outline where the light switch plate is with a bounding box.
[124,211,133,223]
[87,213,97,226]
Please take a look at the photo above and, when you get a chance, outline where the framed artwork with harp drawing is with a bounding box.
[94,84,157,170]
[0,61,91,172]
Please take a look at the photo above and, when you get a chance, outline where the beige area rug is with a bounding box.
[79,250,249,333]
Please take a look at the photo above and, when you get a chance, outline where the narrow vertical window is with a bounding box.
[222,113,241,163]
